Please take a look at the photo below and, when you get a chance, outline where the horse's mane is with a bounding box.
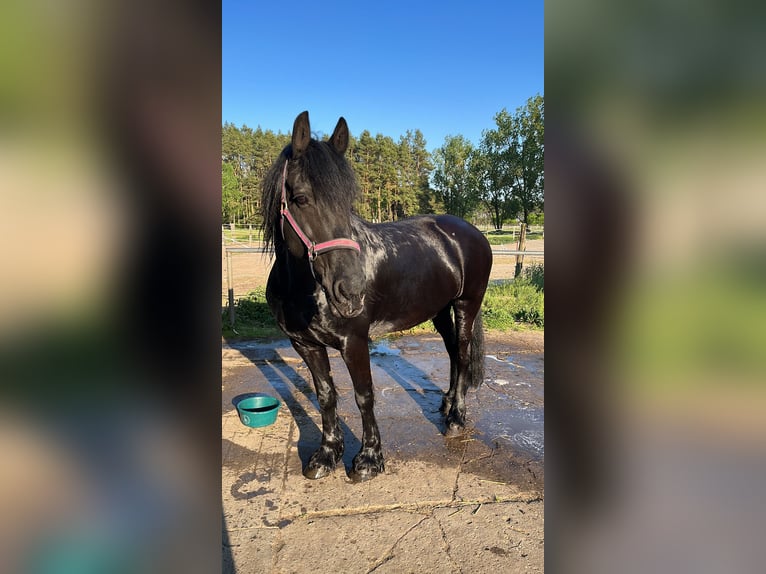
[261,139,360,255]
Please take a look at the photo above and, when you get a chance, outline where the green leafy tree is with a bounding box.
[510,95,544,276]
[470,146,515,230]
[515,95,544,223]
[477,128,512,230]
[492,95,544,224]
[431,135,480,219]
[476,95,544,274]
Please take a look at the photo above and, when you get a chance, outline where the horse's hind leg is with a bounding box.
[291,339,344,479]
[433,305,458,417]
[443,299,482,436]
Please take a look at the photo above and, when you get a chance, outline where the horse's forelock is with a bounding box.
[301,140,358,209]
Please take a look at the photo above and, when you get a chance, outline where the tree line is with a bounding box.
[222,94,543,230]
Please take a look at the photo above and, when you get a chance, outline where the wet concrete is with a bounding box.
[222,332,544,573]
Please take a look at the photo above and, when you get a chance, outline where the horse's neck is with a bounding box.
[274,242,315,292]
[350,214,372,237]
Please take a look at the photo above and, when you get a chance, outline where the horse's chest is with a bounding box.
[269,286,341,344]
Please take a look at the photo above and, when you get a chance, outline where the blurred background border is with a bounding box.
[1,0,765,573]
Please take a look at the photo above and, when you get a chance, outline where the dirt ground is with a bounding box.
[222,239,544,302]
[222,331,544,573]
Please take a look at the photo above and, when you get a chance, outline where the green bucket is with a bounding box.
[236,395,281,428]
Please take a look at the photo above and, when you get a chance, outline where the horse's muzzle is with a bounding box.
[329,280,365,318]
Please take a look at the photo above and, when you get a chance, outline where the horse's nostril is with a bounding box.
[334,280,350,301]
[330,280,364,316]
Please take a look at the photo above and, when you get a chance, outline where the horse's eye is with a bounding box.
[293,195,309,207]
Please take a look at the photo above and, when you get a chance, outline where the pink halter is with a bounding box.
[280,161,361,262]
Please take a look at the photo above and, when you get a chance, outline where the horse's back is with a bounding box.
[431,214,493,295]
[432,214,492,250]
[362,214,491,333]
[367,213,491,287]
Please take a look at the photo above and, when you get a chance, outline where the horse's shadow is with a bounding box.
[370,350,447,434]
[229,337,457,478]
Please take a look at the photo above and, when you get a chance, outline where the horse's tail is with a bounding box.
[469,310,486,389]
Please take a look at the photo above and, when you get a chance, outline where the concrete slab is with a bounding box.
[435,501,545,573]
[273,511,427,574]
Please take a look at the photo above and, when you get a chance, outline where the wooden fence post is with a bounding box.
[514,223,527,277]
[226,249,235,327]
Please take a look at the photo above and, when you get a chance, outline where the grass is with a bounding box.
[221,226,264,244]
[222,264,544,340]
[482,264,544,329]
[222,287,283,340]
[483,229,544,245]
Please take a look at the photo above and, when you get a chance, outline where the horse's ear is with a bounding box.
[330,117,349,155]
[292,111,311,157]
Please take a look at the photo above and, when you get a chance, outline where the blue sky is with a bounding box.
[223,1,543,151]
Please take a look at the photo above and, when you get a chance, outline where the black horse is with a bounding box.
[262,111,492,481]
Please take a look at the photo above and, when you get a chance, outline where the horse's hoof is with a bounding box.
[444,422,466,437]
[348,468,378,482]
[303,464,334,480]
[304,446,341,479]
[349,451,384,482]
[445,408,467,435]
[348,463,383,482]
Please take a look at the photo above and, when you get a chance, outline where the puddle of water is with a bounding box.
[369,340,402,356]
[486,354,543,373]
[511,430,545,457]
[225,340,292,351]
[487,354,519,367]
[473,403,545,458]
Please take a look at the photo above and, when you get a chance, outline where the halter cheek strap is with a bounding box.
[280,160,362,262]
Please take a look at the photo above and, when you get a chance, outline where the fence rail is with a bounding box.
[221,223,544,246]
[225,247,268,253]
[491,250,544,256]
[223,246,543,325]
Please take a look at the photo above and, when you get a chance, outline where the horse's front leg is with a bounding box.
[341,336,384,481]
[291,339,344,479]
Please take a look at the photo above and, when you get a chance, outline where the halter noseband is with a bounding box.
[280,160,361,262]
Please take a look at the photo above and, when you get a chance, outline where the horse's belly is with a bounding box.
[366,263,461,336]
[368,296,451,337]
[368,320,396,338]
